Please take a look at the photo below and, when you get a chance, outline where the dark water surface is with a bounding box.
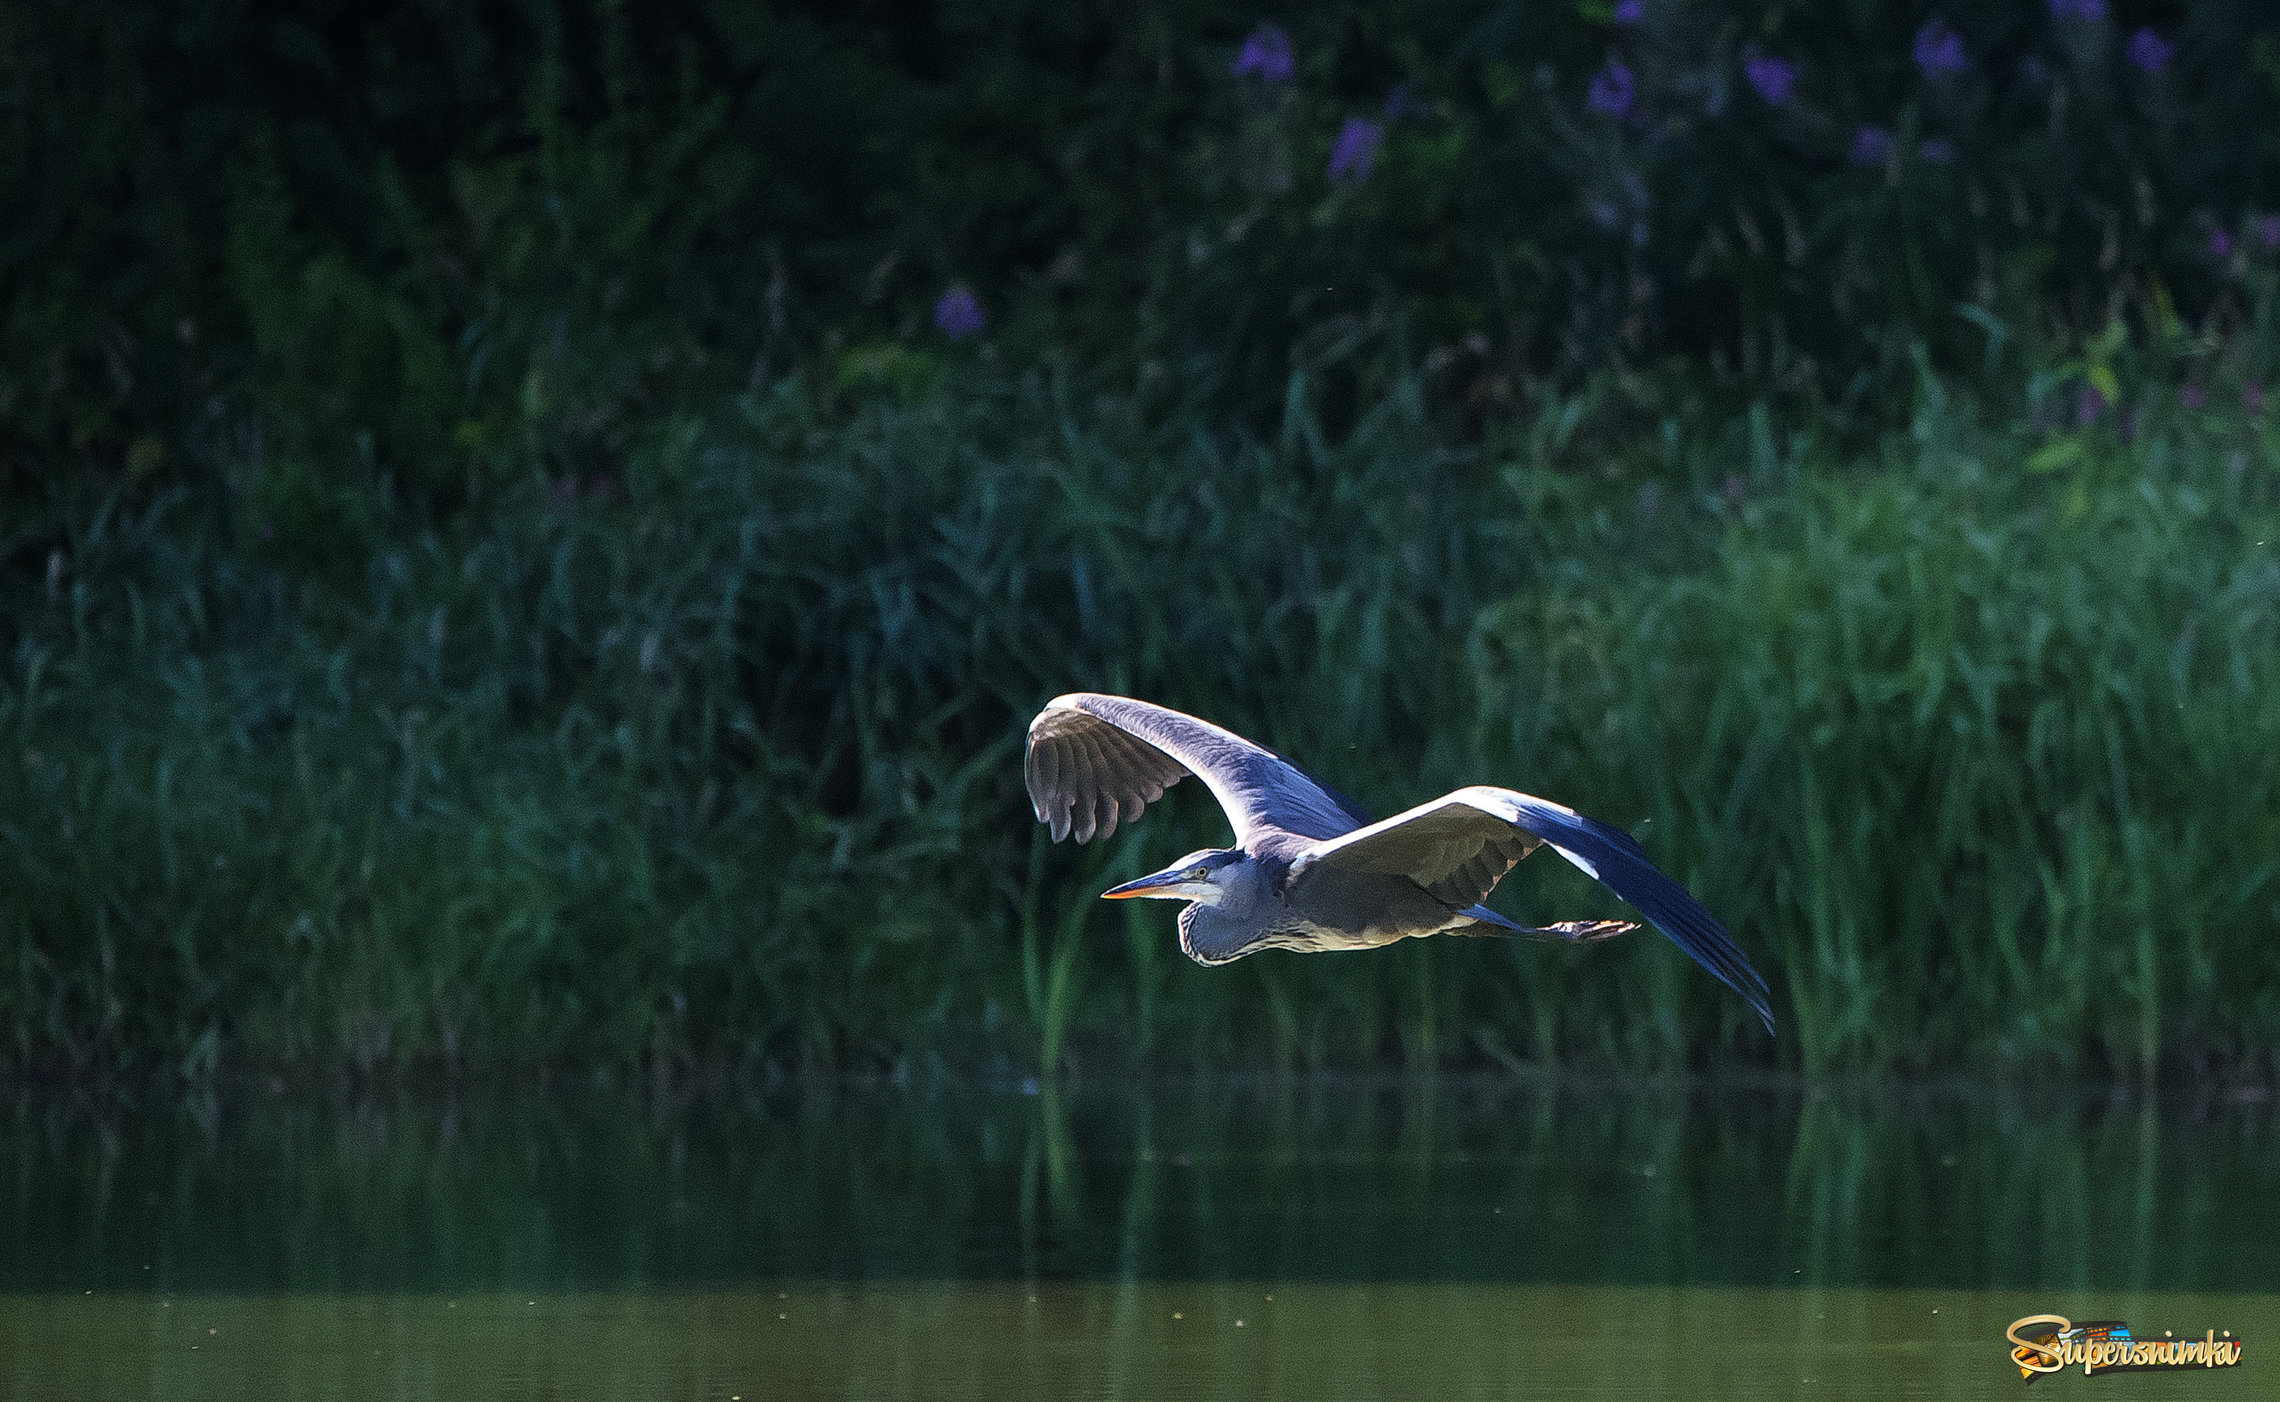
[3,1076,2273,1398]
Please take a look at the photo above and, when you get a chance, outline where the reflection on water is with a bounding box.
[6,1076,2275,1292]
[2,1076,2274,1399]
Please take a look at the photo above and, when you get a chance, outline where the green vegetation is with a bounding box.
[4,376,2275,1080]
[6,5,2280,1081]
[11,1,2280,508]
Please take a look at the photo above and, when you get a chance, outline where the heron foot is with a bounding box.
[1523,918,1636,943]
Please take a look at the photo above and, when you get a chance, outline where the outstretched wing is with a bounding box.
[1024,693,1369,845]
[1293,785,1773,1034]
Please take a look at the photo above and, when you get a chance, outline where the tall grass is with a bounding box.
[1469,419,2280,1076]
[2,373,2276,1081]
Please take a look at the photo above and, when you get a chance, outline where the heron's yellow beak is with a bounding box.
[1100,870,1191,899]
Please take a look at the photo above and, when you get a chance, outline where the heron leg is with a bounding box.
[1450,914,1636,942]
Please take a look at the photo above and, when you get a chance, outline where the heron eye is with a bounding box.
[1185,866,1209,881]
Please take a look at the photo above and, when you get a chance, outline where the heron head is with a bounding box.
[1100,848,1244,905]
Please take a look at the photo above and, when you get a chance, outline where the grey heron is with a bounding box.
[1024,693,1773,1034]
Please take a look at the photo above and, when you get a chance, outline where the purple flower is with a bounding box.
[2125,28,2173,74]
[1588,59,1637,117]
[1614,0,1647,23]
[2249,384,2267,415]
[1327,117,1383,183]
[1744,55,1797,105]
[2048,0,2107,20]
[1850,126,1893,166]
[1914,20,1968,79]
[1233,24,1295,84]
[2076,386,2106,425]
[2182,384,2205,410]
[1918,138,1956,165]
[2211,228,2235,260]
[1588,198,1621,230]
[934,285,985,339]
[2261,216,2280,250]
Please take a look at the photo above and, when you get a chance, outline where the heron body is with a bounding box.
[1024,692,1773,1034]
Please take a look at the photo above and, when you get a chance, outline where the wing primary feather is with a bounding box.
[1065,733,1100,842]
[1096,728,1151,827]
[1027,736,1059,824]
[1083,726,1131,844]
[1047,742,1073,835]
[1047,749,1074,841]
[1036,733,1078,842]
[1501,795,1773,1034]
[1077,728,1123,843]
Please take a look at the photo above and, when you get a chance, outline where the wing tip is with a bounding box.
[1494,792,1771,1033]
[1686,921,1775,1038]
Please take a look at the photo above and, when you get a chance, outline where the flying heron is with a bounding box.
[1024,693,1772,1034]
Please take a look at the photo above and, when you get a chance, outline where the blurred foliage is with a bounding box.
[8,0,2280,527]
